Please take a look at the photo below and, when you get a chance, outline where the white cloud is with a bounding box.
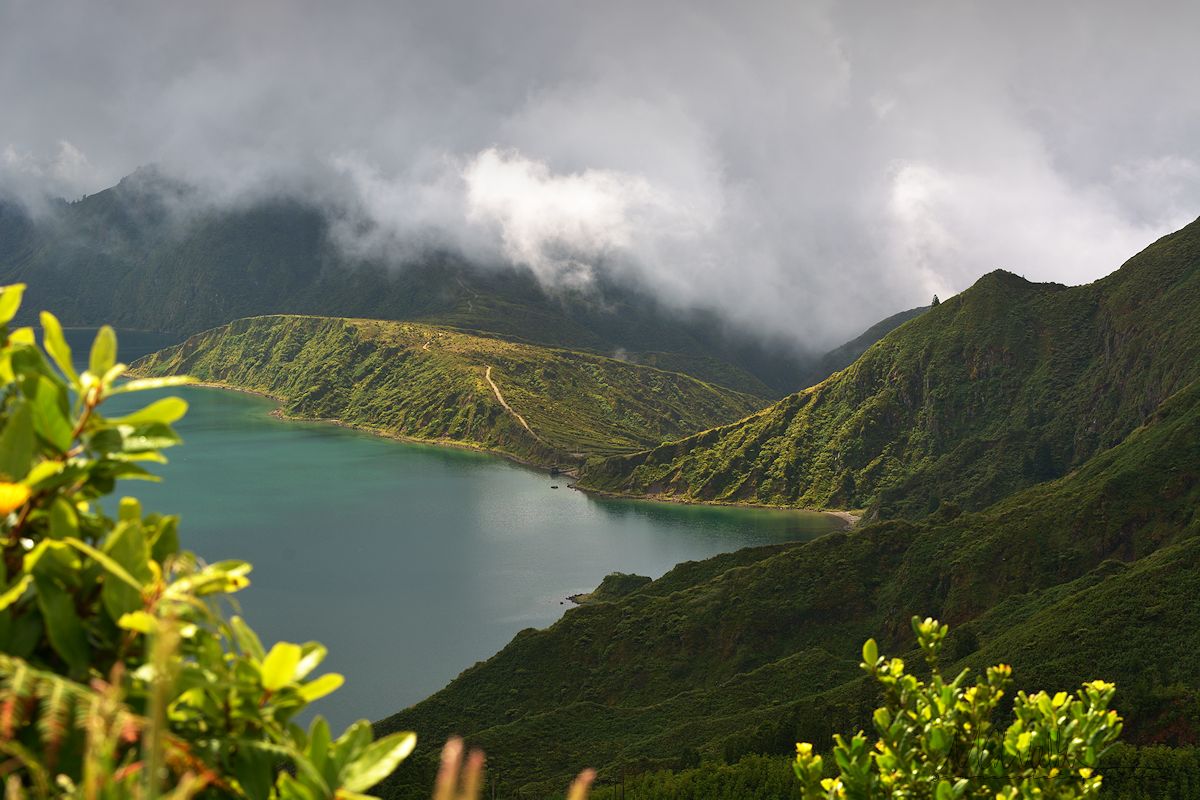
[463,148,686,287]
[3,0,1200,347]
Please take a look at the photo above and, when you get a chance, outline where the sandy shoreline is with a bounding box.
[568,483,861,529]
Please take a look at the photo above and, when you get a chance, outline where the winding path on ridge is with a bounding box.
[485,365,548,447]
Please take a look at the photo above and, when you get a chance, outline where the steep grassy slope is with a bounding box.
[375,376,1200,796]
[0,170,804,395]
[581,217,1200,517]
[132,315,765,465]
[795,304,929,389]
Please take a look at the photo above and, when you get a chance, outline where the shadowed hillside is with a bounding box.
[375,374,1200,796]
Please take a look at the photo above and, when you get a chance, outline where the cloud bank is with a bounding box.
[2,0,1199,347]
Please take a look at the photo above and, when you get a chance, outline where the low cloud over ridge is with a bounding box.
[2,0,1199,347]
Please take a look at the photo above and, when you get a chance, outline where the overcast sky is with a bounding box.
[2,0,1199,346]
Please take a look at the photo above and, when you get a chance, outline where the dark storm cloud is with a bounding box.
[2,0,1199,347]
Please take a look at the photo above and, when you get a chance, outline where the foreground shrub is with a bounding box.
[0,283,416,798]
[793,617,1124,798]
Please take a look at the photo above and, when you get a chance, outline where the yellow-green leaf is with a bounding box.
[862,638,878,667]
[39,312,78,385]
[0,574,33,611]
[110,397,189,427]
[340,732,417,793]
[0,284,25,326]
[64,537,144,592]
[261,642,303,690]
[89,325,117,379]
[298,672,344,703]
[109,375,195,395]
[117,610,158,634]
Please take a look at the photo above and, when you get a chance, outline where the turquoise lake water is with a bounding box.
[80,331,844,729]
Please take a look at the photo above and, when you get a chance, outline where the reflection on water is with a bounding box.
[62,330,844,729]
[587,494,840,539]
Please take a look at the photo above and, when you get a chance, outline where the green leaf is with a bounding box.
[274,771,320,800]
[340,731,417,792]
[307,716,333,777]
[936,780,954,800]
[109,375,195,395]
[47,497,78,539]
[100,362,127,388]
[29,375,73,453]
[0,574,33,612]
[261,642,303,690]
[298,673,344,703]
[331,721,373,772]
[230,615,266,661]
[233,741,277,800]
[930,726,950,754]
[8,327,33,345]
[0,402,34,482]
[88,325,117,379]
[118,422,183,452]
[66,534,147,622]
[0,284,25,326]
[25,539,80,584]
[118,496,141,522]
[148,515,180,562]
[39,312,78,385]
[167,560,251,597]
[21,460,65,490]
[111,397,189,427]
[34,576,90,673]
[295,643,328,680]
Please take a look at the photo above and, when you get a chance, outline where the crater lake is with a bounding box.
[90,331,847,728]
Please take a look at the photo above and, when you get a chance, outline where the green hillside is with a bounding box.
[795,303,929,389]
[374,372,1200,797]
[580,217,1200,518]
[131,315,765,465]
[369,217,1200,796]
[0,170,805,395]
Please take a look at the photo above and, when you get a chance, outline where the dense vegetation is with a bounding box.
[374,219,1200,796]
[793,304,928,390]
[584,745,1200,800]
[789,618,1122,798]
[580,217,1200,518]
[130,315,765,466]
[0,170,804,396]
[0,286,419,797]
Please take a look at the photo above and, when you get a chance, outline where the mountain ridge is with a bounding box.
[0,173,815,395]
[578,218,1200,518]
[367,217,1200,796]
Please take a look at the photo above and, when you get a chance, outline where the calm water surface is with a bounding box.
[85,332,844,728]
